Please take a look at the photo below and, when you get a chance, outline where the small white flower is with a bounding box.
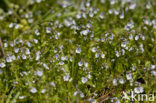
[35,29,40,36]
[69,78,72,82]
[73,91,78,96]
[30,87,37,93]
[6,57,12,63]
[87,24,91,28]
[146,3,151,9]
[43,63,49,69]
[76,48,81,54]
[126,73,132,80]
[36,51,40,60]
[36,70,43,76]
[84,62,88,67]
[23,72,28,76]
[70,58,73,62]
[22,54,27,60]
[26,48,30,55]
[129,34,133,40]
[36,0,41,3]
[4,43,8,48]
[151,71,156,76]
[26,42,32,47]
[113,79,117,86]
[78,61,83,67]
[18,39,23,43]
[81,77,87,84]
[114,10,119,15]
[131,66,136,70]
[34,39,38,44]
[0,63,6,68]
[141,35,145,40]
[122,49,125,55]
[116,100,120,103]
[119,78,125,84]
[99,13,104,19]
[11,55,16,60]
[86,2,90,7]
[59,45,64,50]
[121,42,127,48]
[89,12,94,17]
[64,75,69,81]
[80,30,89,35]
[115,51,120,57]
[50,82,56,87]
[15,24,19,29]
[76,14,81,19]
[95,53,99,58]
[134,87,144,94]
[120,12,124,19]
[80,93,84,98]
[64,19,72,27]
[59,61,64,65]
[139,87,144,93]
[41,89,46,93]
[61,56,66,61]
[129,3,136,10]
[151,65,156,69]
[101,54,105,58]
[92,47,97,53]
[88,98,97,103]
[134,87,140,94]
[87,74,91,79]
[46,27,51,33]
[100,0,105,3]
[9,23,14,28]
[90,34,94,37]
[135,35,139,40]
[101,38,105,42]
[19,96,26,99]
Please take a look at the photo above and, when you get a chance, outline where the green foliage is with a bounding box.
[0,0,156,103]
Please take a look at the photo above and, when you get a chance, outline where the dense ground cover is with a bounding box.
[0,0,156,102]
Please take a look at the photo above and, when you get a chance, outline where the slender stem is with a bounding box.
[0,38,5,57]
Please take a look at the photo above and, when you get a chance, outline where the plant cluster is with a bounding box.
[0,0,156,102]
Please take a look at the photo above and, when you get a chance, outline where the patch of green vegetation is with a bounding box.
[0,0,156,102]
